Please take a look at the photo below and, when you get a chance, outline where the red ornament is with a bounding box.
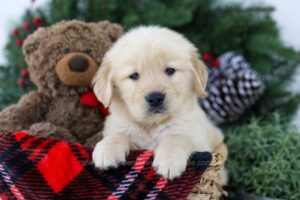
[18,78,26,87]
[211,60,220,68]
[22,22,30,30]
[33,16,42,27]
[12,28,20,36]
[15,39,24,47]
[21,69,29,77]
[202,53,213,62]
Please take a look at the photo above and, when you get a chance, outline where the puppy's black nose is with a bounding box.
[145,92,165,107]
[68,55,89,72]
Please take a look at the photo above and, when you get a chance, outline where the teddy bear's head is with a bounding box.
[23,20,122,95]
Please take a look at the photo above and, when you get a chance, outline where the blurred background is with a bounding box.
[0,0,299,199]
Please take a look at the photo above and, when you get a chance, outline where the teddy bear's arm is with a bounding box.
[29,122,78,142]
[84,131,103,147]
[0,91,49,133]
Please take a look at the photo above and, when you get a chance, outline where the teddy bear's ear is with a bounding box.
[96,21,123,42]
[22,27,46,56]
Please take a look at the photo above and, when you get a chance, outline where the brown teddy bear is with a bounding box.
[0,20,123,146]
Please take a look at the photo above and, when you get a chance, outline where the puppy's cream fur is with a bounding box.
[92,26,225,180]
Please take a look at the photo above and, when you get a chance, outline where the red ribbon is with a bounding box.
[202,52,220,68]
[80,90,110,117]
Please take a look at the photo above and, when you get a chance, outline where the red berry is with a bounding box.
[12,28,20,36]
[18,78,26,87]
[33,16,42,26]
[211,60,220,68]
[202,53,213,62]
[15,39,24,47]
[21,69,29,77]
[22,22,30,30]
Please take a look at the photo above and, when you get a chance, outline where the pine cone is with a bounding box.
[201,52,264,123]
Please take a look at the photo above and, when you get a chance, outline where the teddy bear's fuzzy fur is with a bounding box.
[0,20,123,146]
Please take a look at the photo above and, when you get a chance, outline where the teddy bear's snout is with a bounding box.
[55,52,99,87]
[68,55,89,72]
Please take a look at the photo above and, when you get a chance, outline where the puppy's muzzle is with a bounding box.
[145,92,166,114]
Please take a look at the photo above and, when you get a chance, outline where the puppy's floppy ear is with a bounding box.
[191,53,208,98]
[93,62,113,108]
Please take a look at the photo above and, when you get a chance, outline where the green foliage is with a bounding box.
[225,113,300,199]
[0,65,34,109]
[0,10,45,109]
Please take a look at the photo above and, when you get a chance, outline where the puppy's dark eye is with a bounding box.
[64,48,70,54]
[83,48,92,54]
[129,72,140,81]
[165,67,176,76]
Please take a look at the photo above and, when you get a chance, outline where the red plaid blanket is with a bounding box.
[0,131,211,200]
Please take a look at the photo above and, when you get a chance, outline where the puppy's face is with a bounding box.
[93,27,208,123]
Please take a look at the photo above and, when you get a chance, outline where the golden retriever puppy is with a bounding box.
[92,26,225,180]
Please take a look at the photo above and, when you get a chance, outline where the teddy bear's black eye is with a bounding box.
[83,48,92,54]
[64,48,70,54]
[129,72,140,81]
[165,67,176,76]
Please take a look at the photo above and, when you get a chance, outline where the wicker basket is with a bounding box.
[187,144,228,200]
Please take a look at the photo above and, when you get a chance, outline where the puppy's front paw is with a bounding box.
[92,137,129,170]
[153,148,189,180]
